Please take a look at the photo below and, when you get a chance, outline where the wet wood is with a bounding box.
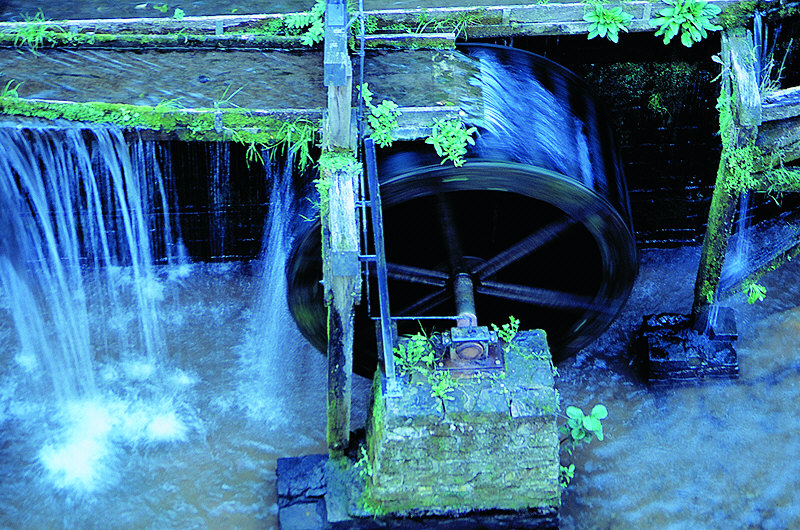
[324,163,361,456]
[727,29,761,127]
[361,0,739,38]
[691,27,757,320]
[762,86,800,122]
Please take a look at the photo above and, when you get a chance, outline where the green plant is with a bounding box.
[559,404,608,488]
[1,79,23,99]
[491,315,520,355]
[651,0,722,48]
[584,4,633,44]
[425,118,476,167]
[173,8,186,20]
[154,4,169,13]
[355,446,373,479]
[9,10,64,53]
[393,332,435,377]
[284,0,325,46]
[212,85,244,110]
[360,83,402,148]
[428,370,458,403]
[744,281,766,304]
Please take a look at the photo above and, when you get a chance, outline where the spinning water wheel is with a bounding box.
[287,45,637,376]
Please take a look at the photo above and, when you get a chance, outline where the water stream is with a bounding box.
[0,126,329,527]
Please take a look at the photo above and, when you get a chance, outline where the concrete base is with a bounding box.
[638,312,739,385]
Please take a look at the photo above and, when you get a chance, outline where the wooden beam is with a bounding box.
[360,0,739,38]
[691,27,758,319]
[324,163,361,456]
[762,86,800,122]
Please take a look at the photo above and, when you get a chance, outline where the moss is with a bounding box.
[719,1,759,28]
[0,96,320,167]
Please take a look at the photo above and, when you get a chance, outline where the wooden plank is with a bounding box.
[756,115,800,166]
[362,0,739,38]
[725,28,761,127]
[762,86,800,122]
[324,164,361,456]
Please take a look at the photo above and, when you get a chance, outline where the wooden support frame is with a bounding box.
[691,27,760,319]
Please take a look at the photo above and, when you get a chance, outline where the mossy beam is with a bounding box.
[360,1,739,39]
[0,12,315,50]
[691,27,759,319]
[0,96,322,143]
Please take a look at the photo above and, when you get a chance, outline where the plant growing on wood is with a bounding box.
[285,0,325,46]
[584,4,633,44]
[1,80,23,99]
[173,8,186,20]
[425,118,477,167]
[651,0,722,48]
[360,83,402,148]
[8,10,64,53]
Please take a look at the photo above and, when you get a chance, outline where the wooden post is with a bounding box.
[324,163,360,455]
[323,0,359,456]
[691,27,761,319]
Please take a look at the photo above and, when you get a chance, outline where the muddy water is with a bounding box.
[557,246,800,528]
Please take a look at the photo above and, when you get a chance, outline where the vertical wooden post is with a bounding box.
[691,27,761,319]
[324,163,360,455]
[322,0,358,456]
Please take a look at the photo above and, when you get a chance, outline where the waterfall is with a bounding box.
[0,126,171,401]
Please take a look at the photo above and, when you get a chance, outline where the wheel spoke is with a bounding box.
[472,206,599,280]
[477,280,612,314]
[397,288,451,316]
[436,195,465,273]
[385,262,448,287]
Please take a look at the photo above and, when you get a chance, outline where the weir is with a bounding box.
[0,1,799,528]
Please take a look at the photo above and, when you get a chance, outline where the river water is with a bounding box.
[1,239,798,528]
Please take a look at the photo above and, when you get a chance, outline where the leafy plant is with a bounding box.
[360,83,402,148]
[393,332,435,377]
[651,0,722,48]
[153,4,169,13]
[744,281,767,304]
[425,118,476,167]
[559,404,608,488]
[392,332,459,406]
[584,4,633,44]
[173,8,186,20]
[429,370,458,402]
[284,0,325,46]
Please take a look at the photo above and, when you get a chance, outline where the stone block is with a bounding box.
[364,329,560,519]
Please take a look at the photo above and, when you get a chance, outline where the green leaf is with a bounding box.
[583,415,602,433]
[571,427,585,441]
[566,406,584,419]
[681,30,693,47]
[591,404,608,419]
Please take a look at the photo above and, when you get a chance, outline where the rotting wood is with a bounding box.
[756,116,800,167]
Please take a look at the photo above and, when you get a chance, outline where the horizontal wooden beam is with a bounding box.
[362,1,740,38]
[763,86,800,122]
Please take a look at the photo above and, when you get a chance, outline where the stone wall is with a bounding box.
[364,330,560,518]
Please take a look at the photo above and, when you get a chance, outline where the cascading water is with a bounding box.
[0,126,172,401]
[0,125,327,526]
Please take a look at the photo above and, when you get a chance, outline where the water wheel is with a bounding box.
[287,44,637,376]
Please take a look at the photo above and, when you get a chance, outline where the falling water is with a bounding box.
[0,126,173,402]
[0,125,200,494]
